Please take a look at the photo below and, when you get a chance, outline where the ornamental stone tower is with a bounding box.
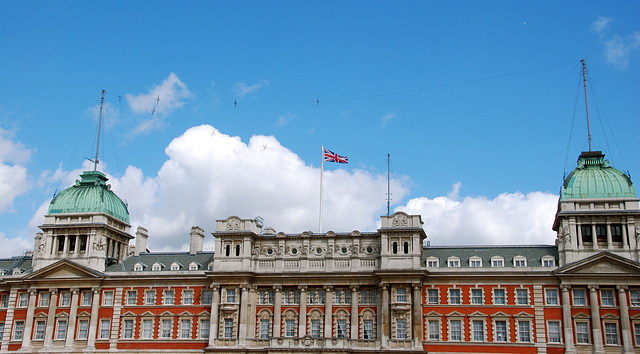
[31,170,133,272]
[553,151,639,266]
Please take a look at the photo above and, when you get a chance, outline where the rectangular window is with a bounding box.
[573,289,586,306]
[18,293,28,307]
[545,289,558,305]
[336,319,347,338]
[492,258,504,267]
[126,291,137,306]
[56,319,67,340]
[470,259,482,267]
[226,289,236,303]
[164,290,174,305]
[311,320,321,338]
[285,319,296,337]
[604,322,618,345]
[363,319,374,340]
[581,224,593,243]
[516,289,529,305]
[427,289,439,304]
[361,289,376,304]
[449,319,461,341]
[631,290,640,307]
[34,320,46,340]
[427,259,439,267]
[100,319,110,339]
[182,290,194,305]
[1,294,9,308]
[284,289,299,304]
[518,321,531,342]
[472,320,484,341]
[81,291,92,306]
[145,290,155,305]
[13,321,24,340]
[224,318,234,338]
[575,321,589,344]
[494,289,506,305]
[200,319,210,339]
[60,292,71,307]
[161,319,172,338]
[396,287,407,302]
[471,289,483,304]
[123,319,134,339]
[260,319,270,339]
[428,319,440,340]
[449,289,461,304]
[543,258,555,267]
[39,292,50,307]
[548,321,561,343]
[201,290,212,305]
[103,291,114,306]
[142,319,153,339]
[601,289,615,306]
[495,320,507,342]
[259,290,272,305]
[514,258,527,267]
[634,323,640,347]
[596,224,607,244]
[611,224,623,243]
[396,319,407,339]
[448,259,460,267]
[77,319,89,339]
[180,319,191,339]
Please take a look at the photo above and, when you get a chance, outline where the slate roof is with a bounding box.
[105,251,214,272]
[422,245,558,268]
[0,253,33,275]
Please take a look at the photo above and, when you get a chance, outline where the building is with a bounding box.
[0,150,638,353]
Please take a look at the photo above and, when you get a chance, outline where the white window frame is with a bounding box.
[164,290,174,305]
[426,257,439,268]
[200,318,210,339]
[603,321,619,345]
[542,256,555,267]
[39,292,50,307]
[573,289,587,306]
[545,288,559,305]
[99,319,111,339]
[493,288,506,305]
[189,262,199,271]
[145,290,156,305]
[13,321,24,340]
[59,292,71,307]
[141,318,153,339]
[81,291,92,307]
[152,263,162,271]
[630,289,640,307]
[427,288,439,304]
[448,318,463,341]
[493,319,509,342]
[122,319,134,339]
[77,319,89,339]
[201,290,212,305]
[225,288,236,303]
[547,320,562,343]
[517,320,532,342]
[471,288,483,305]
[126,290,137,306]
[161,319,172,339]
[427,318,440,341]
[223,318,234,338]
[447,257,460,268]
[396,287,407,303]
[102,291,114,306]
[183,289,194,305]
[469,256,482,268]
[471,319,485,342]
[449,288,462,305]
[180,318,191,339]
[575,321,590,344]
[516,288,529,305]
[600,289,615,307]
[18,293,28,308]
[56,319,68,340]
[396,318,407,339]
[34,320,46,340]
[513,256,527,267]
[491,256,504,267]
[170,262,181,271]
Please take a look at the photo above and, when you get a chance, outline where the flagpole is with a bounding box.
[319,145,324,233]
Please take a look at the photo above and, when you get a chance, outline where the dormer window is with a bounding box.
[541,256,555,267]
[491,256,504,267]
[513,256,527,267]
[469,257,482,268]
[426,257,439,268]
[447,257,460,268]
[133,263,144,272]
[170,262,181,271]
[189,262,199,271]
[152,263,163,271]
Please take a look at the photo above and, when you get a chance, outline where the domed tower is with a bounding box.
[553,151,639,265]
[32,170,133,272]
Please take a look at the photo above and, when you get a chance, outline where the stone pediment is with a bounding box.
[555,252,640,276]
[25,259,104,280]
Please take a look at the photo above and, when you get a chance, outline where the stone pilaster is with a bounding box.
[560,285,575,354]
[588,285,603,354]
[617,285,634,354]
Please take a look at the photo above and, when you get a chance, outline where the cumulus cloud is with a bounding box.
[396,184,558,246]
[105,125,407,251]
[126,73,191,134]
[0,127,32,212]
[233,80,270,99]
[591,17,640,70]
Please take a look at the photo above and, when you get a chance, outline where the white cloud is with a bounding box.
[380,112,397,127]
[0,232,33,257]
[233,80,270,99]
[277,112,296,126]
[0,127,32,212]
[396,185,558,246]
[591,17,640,70]
[126,73,191,134]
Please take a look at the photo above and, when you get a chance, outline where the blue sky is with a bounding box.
[0,1,638,255]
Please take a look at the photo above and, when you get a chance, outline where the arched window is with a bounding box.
[235,244,241,256]
[392,242,398,254]
[403,241,409,254]
[225,245,231,257]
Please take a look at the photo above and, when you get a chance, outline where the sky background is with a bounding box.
[0,1,638,256]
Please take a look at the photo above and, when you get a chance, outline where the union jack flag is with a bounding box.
[324,148,348,164]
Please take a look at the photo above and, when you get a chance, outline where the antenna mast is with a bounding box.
[94,89,105,171]
[581,59,592,152]
[386,153,391,216]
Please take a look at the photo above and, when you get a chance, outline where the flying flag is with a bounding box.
[323,148,348,164]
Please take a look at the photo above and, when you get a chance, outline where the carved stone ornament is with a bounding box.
[227,218,242,231]
[93,237,105,251]
[392,213,409,227]
[38,241,46,254]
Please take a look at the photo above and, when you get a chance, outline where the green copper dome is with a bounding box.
[560,151,636,200]
[48,170,130,223]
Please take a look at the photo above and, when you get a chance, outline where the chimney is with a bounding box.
[135,227,149,256]
[190,226,205,255]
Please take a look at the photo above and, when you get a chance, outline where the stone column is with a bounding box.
[298,286,307,337]
[560,285,575,354]
[617,286,634,354]
[592,225,599,249]
[21,288,38,348]
[239,285,249,345]
[380,285,389,348]
[606,222,613,250]
[43,289,58,348]
[86,287,101,348]
[65,288,80,346]
[247,286,257,340]
[208,285,220,347]
[350,285,359,339]
[588,285,603,354]
[412,284,422,346]
[273,286,282,338]
[324,286,333,338]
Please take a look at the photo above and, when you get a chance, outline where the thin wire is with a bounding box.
[563,70,582,180]
[104,93,129,208]
[328,60,578,103]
